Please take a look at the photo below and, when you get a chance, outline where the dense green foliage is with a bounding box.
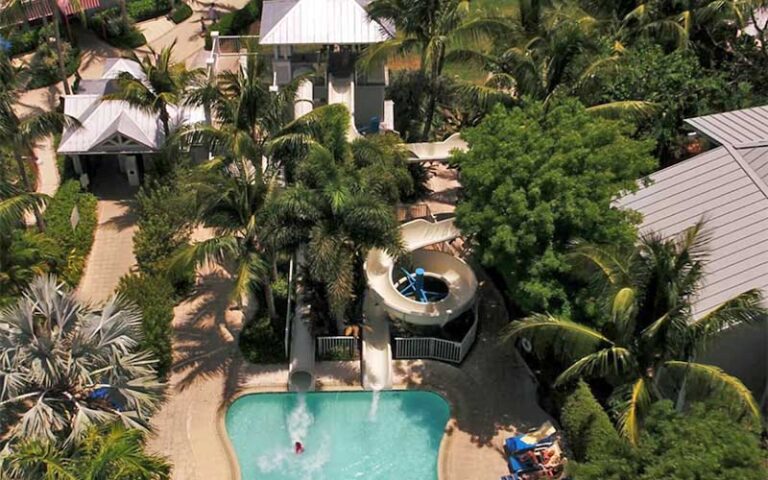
[204,0,262,49]
[127,0,172,21]
[581,44,753,163]
[169,2,193,24]
[0,230,56,307]
[2,422,171,479]
[561,381,630,465]
[42,180,97,286]
[3,23,51,57]
[26,42,81,90]
[89,9,148,49]
[453,99,655,315]
[239,314,287,364]
[118,273,175,378]
[507,222,765,444]
[133,179,194,280]
[568,401,768,480]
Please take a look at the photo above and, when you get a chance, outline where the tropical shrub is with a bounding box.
[3,23,51,57]
[1,422,171,479]
[42,180,97,286]
[560,381,626,462]
[127,0,172,21]
[89,9,147,48]
[0,229,58,307]
[133,179,194,289]
[239,313,287,364]
[118,273,175,378]
[169,2,193,23]
[453,99,656,316]
[26,41,81,90]
[204,0,262,49]
[0,275,163,444]
[567,401,768,480]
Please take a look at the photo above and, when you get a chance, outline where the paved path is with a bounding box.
[137,0,250,67]
[75,165,138,305]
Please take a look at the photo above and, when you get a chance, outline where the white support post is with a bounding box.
[72,155,83,175]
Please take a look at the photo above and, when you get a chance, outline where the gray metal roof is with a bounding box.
[685,105,768,146]
[616,145,768,318]
[259,0,393,45]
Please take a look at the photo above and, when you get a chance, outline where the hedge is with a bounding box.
[169,3,193,24]
[27,43,82,90]
[89,9,147,49]
[560,380,623,462]
[204,0,261,49]
[118,273,174,378]
[42,180,98,287]
[239,313,287,364]
[2,24,48,57]
[127,0,171,21]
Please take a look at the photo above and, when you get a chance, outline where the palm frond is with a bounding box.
[554,347,635,386]
[616,377,651,446]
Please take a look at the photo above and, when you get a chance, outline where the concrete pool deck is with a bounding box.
[147,265,552,480]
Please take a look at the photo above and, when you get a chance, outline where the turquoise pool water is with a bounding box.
[225,391,450,480]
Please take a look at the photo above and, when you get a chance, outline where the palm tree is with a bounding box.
[0,180,49,231]
[103,43,202,138]
[504,221,765,445]
[365,0,510,140]
[0,60,75,231]
[183,54,308,176]
[1,422,170,479]
[0,275,164,445]
[266,105,405,323]
[170,158,279,325]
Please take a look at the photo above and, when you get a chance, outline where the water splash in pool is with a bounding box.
[288,393,313,444]
[368,388,381,420]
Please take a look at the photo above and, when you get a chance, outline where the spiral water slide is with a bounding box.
[362,217,478,390]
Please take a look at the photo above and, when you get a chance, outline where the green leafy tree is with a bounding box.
[103,43,201,137]
[568,400,767,479]
[453,98,655,315]
[0,275,164,445]
[505,222,765,444]
[579,43,752,164]
[1,422,171,479]
[0,229,57,307]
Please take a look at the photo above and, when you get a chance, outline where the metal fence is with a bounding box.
[393,310,478,364]
[316,336,359,360]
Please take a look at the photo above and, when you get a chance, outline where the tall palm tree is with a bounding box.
[365,0,510,140]
[266,105,405,323]
[183,54,308,176]
[0,275,164,445]
[504,221,765,445]
[1,422,170,479]
[170,158,279,325]
[0,58,75,231]
[103,43,202,138]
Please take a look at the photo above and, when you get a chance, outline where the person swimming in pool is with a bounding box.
[294,441,304,454]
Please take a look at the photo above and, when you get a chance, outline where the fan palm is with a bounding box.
[0,275,164,445]
[365,0,511,140]
[266,104,405,322]
[103,43,202,138]
[504,221,765,445]
[1,422,170,479]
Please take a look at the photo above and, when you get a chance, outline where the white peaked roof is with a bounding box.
[616,144,768,319]
[58,58,204,155]
[259,0,394,45]
[685,105,768,146]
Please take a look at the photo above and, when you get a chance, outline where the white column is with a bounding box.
[71,155,83,175]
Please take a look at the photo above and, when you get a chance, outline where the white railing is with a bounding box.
[393,308,478,364]
[316,336,359,360]
[207,33,261,77]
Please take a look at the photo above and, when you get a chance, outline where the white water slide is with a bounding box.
[362,217,478,390]
[327,74,362,140]
[405,133,468,163]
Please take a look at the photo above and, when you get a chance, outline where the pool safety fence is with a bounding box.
[316,335,360,360]
[393,308,478,364]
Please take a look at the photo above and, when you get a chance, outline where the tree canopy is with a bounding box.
[453,98,656,315]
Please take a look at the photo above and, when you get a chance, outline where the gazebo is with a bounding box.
[58,58,204,187]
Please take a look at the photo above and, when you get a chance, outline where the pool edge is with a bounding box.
[216,384,456,480]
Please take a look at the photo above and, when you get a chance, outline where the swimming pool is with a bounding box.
[225,390,450,480]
